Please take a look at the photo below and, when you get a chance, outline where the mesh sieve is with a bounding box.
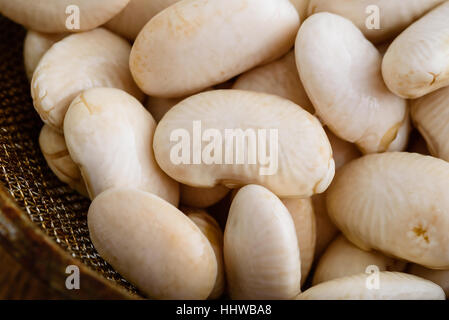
[0,14,137,296]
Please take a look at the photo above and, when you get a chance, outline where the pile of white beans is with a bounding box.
[2,0,449,300]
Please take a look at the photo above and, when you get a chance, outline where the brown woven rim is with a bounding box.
[0,187,136,299]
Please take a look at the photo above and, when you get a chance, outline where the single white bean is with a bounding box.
[382,1,449,99]
[408,264,449,298]
[313,235,406,285]
[23,31,65,81]
[64,87,179,205]
[411,86,449,161]
[327,152,449,269]
[184,207,225,299]
[105,0,182,40]
[130,0,300,98]
[224,185,301,299]
[153,90,335,198]
[233,51,314,114]
[296,12,409,154]
[32,28,143,131]
[307,0,446,44]
[282,198,316,286]
[180,185,229,209]
[0,0,130,33]
[88,188,217,299]
[39,124,87,197]
[297,272,445,300]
